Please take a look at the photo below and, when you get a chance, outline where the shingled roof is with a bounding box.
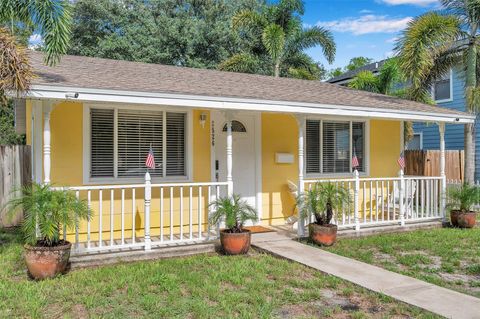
[29,51,469,119]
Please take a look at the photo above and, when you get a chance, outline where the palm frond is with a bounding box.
[232,9,266,31]
[287,26,336,64]
[348,71,380,93]
[262,23,285,63]
[0,28,34,104]
[376,58,404,95]
[217,53,263,74]
[396,12,461,91]
[208,194,258,232]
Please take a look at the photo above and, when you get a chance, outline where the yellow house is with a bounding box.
[24,52,474,254]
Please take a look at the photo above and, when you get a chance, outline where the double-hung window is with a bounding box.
[432,69,452,102]
[89,107,187,180]
[306,120,367,174]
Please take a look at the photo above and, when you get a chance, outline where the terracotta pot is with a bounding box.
[456,211,477,228]
[24,241,71,280]
[309,223,338,246]
[450,210,461,227]
[220,229,251,255]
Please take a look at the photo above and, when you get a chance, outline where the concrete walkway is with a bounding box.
[252,232,480,319]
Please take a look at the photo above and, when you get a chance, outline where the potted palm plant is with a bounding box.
[209,194,258,255]
[296,182,351,246]
[4,183,89,279]
[447,183,479,228]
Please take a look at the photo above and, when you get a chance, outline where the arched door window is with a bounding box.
[222,120,247,133]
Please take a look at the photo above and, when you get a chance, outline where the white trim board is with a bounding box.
[27,85,475,123]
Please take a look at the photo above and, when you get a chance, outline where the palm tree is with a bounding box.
[395,0,480,184]
[348,59,416,141]
[0,0,72,66]
[219,0,335,79]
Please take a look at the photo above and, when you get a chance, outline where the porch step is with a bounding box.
[70,241,218,269]
[337,220,443,238]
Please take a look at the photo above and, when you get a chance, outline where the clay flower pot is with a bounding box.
[455,211,477,228]
[24,241,72,280]
[309,223,338,246]
[220,229,251,255]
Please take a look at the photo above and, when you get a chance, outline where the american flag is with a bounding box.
[397,151,405,169]
[352,153,359,169]
[145,146,155,169]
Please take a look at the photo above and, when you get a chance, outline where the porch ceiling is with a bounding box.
[25,51,474,124]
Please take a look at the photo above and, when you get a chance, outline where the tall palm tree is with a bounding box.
[219,0,335,79]
[0,0,72,66]
[396,0,480,184]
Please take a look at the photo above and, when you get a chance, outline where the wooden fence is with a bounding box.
[405,150,464,181]
[0,145,31,227]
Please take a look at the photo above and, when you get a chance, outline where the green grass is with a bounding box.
[319,227,480,298]
[0,228,440,319]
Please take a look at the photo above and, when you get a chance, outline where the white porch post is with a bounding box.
[353,170,360,231]
[226,113,234,196]
[42,102,54,184]
[439,122,447,220]
[399,169,405,226]
[144,172,152,250]
[296,115,306,237]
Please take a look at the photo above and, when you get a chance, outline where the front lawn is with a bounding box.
[322,227,480,298]
[0,229,440,318]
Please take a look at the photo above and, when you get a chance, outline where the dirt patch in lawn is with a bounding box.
[273,288,412,319]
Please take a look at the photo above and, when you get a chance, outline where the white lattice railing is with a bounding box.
[54,177,229,253]
[303,173,445,231]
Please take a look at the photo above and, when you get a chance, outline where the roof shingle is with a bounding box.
[29,51,467,117]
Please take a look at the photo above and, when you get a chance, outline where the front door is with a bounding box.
[212,112,257,209]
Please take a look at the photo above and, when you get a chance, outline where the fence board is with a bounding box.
[0,145,31,227]
[405,150,464,181]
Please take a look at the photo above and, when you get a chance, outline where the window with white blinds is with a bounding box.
[306,120,366,174]
[89,107,187,179]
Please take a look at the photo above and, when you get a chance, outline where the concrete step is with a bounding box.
[70,241,218,269]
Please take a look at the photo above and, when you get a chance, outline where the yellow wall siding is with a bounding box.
[261,113,298,225]
[370,120,402,177]
[51,102,84,186]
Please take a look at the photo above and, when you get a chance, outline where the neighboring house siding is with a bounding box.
[412,66,480,180]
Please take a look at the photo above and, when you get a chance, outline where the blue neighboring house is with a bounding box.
[328,63,480,180]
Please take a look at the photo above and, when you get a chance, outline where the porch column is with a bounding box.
[226,112,233,196]
[438,122,447,220]
[296,115,306,237]
[43,102,54,184]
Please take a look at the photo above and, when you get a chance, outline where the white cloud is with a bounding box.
[317,15,412,35]
[359,9,373,14]
[29,33,42,43]
[378,0,438,6]
[386,36,399,43]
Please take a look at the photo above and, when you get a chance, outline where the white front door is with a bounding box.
[212,112,258,209]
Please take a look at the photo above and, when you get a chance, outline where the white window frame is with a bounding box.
[409,132,423,150]
[432,68,453,103]
[83,103,193,185]
[305,117,370,178]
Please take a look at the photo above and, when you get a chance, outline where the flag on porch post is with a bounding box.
[352,149,359,169]
[145,145,155,169]
[397,151,405,170]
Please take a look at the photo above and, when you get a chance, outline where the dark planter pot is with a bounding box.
[220,229,251,255]
[24,241,71,280]
[451,210,477,228]
[309,223,338,246]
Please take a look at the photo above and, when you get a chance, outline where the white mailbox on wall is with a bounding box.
[275,153,294,164]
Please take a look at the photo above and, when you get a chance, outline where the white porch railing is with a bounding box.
[55,177,228,254]
[303,173,445,231]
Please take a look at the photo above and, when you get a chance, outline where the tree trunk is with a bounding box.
[464,42,477,184]
[464,123,476,184]
[274,61,280,78]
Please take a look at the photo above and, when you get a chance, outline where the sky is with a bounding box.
[302,0,440,70]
